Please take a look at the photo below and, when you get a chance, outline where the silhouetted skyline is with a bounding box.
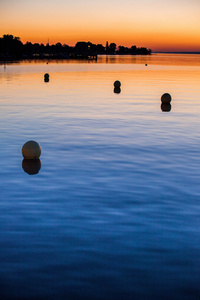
[0,35,151,60]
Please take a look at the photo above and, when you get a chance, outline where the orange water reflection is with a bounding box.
[1,54,200,67]
[0,54,200,120]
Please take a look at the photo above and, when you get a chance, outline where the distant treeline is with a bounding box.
[0,34,152,60]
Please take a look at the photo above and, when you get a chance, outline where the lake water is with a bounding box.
[0,54,200,300]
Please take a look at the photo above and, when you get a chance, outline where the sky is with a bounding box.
[0,0,200,52]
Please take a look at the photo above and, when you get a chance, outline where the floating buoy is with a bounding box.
[161,103,171,112]
[161,93,171,104]
[145,64,148,66]
[22,159,41,175]
[44,73,49,79]
[22,140,41,159]
[114,87,121,94]
[114,80,121,88]
[44,73,49,82]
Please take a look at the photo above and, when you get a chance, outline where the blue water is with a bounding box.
[0,55,200,299]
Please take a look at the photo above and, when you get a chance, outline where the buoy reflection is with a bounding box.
[161,103,171,112]
[22,159,41,175]
[114,87,121,94]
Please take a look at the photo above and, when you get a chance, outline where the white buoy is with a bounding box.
[114,80,121,88]
[22,140,41,159]
[161,93,171,104]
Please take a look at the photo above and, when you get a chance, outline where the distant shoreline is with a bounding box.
[0,34,152,61]
[153,52,200,54]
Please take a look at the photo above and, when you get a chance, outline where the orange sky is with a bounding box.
[0,0,200,52]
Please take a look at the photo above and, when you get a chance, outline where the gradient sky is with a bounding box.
[0,0,200,52]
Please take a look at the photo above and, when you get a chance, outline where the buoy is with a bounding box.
[22,140,41,159]
[44,73,49,78]
[145,64,148,66]
[114,80,121,88]
[44,73,49,82]
[22,159,41,175]
[161,93,171,104]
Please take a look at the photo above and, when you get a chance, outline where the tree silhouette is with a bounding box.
[0,34,151,60]
[0,34,23,58]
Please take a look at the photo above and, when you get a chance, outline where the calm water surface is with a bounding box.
[0,54,200,299]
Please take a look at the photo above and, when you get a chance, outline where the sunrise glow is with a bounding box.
[0,0,200,52]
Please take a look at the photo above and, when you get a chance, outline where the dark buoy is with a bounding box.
[44,73,49,82]
[114,80,121,88]
[145,64,148,66]
[114,87,121,94]
[161,93,171,104]
[161,103,171,112]
[22,140,41,159]
[22,159,41,175]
